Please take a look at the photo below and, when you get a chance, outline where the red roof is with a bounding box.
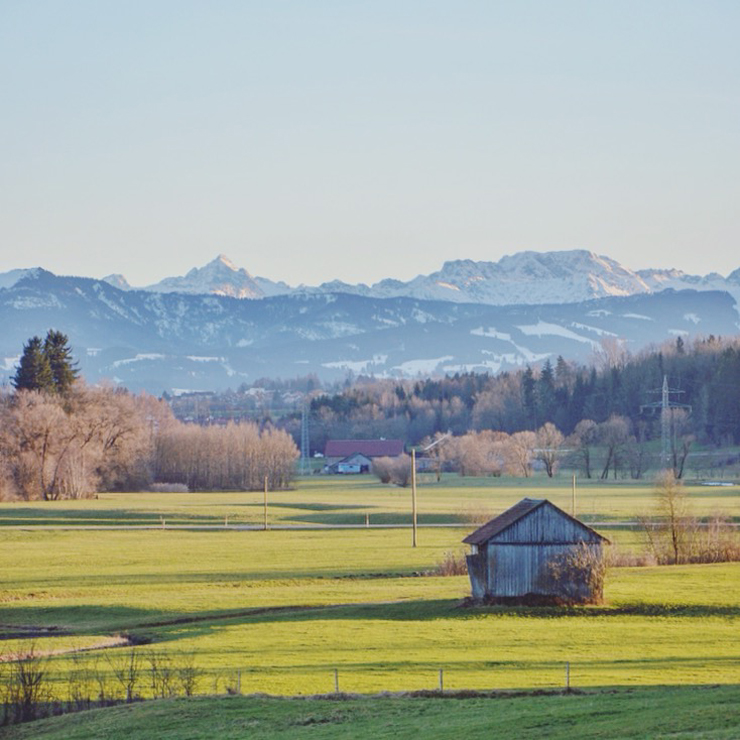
[324,439,405,458]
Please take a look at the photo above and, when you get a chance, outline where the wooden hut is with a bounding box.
[463,498,609,604]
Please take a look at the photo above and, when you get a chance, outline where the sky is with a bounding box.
[1,1,739,287]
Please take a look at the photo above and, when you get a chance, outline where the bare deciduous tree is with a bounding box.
[535,423,564,478]
[153,421,298,491]
[641,471,697,565]
[598,415,631,480]
[503,431,536,477]
[567,419,598,479]
[666,408,694,479]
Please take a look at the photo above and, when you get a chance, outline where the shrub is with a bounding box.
[1,646,50,725]
[541,543,606,605]
[431,550,468,576]
[371,455,412,487]
[605,544,657,568]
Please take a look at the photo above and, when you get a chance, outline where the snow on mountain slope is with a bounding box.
[79,250,740,307]
[637,267,730,293]
[102,274,132,291]
[0,269,738,393]
[145,255,266,299]
[306,250,739,306]
[0,268,41,289]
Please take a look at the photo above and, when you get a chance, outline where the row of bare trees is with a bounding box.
[154,422,298,491]
[370,425,566,483]
[0,386,299,500]
[412,414,692,481]
[1,647,202,726]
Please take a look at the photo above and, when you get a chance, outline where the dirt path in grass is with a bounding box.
[0,599,411,660]
[0,633,132,661]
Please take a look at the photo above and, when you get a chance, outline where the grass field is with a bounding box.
[4,685,740,740]
[1,475,739,734]
[1,473,738,528]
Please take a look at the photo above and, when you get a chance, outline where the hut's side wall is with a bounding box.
[487,543,578,597]
[466,553,487,600]
[493,505,602,545]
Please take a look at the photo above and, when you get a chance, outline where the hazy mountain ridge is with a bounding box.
[0,267,737,393]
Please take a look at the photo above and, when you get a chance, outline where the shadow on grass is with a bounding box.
[3,570,432,590]
[288,512,467,525]
[254,503,372,512]
[0,605,158,636]
[0,508,175,525]
[102,596,740,648]
[4,594,740,650]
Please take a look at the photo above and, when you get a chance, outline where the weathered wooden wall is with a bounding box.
[465,502,604,600]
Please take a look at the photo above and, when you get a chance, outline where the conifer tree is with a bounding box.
[11,330,79,394]
[43,330,79,394]
[12,336,54,392]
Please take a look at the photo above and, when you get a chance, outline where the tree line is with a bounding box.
[296,335,740,454]
[1,333,299,500]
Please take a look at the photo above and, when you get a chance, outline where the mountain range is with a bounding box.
[93,250,740,306]
[0,250,738,394]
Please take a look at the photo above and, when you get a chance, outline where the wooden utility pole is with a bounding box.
[572,474,576,517]
[263,475,268,530]
[409,432,450,549]
[411,448,418,548]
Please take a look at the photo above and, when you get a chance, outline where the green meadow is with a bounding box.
[2,473,739,527]
[1,474,740,736]
[5,685,740,740]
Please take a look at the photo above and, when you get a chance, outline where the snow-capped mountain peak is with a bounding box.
[157,248,738,306]
[5,249,739,307]
[102,274,132,291]
[0,267,42,290]
[307,250,660,305]
[146,254,265,299]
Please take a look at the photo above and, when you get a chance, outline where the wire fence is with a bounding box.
[5,650,740,726]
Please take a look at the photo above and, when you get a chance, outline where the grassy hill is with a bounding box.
[4,685,740,740]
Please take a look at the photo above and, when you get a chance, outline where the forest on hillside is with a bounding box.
[292,336,740,447]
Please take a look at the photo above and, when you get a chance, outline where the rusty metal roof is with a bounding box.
[462,497,608,546]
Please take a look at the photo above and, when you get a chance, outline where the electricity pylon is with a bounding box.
[640,375,692,470]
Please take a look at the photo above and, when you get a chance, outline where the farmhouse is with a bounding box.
[463,498,608,604]
[324,439,405,474]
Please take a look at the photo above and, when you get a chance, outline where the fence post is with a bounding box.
[334,668,339,693]
[237,670,241,694]
[439,668,444,692]
[565,662,570,691]
[365,513,369,528]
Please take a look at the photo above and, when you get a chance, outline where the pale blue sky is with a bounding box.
[1,1,738,286]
